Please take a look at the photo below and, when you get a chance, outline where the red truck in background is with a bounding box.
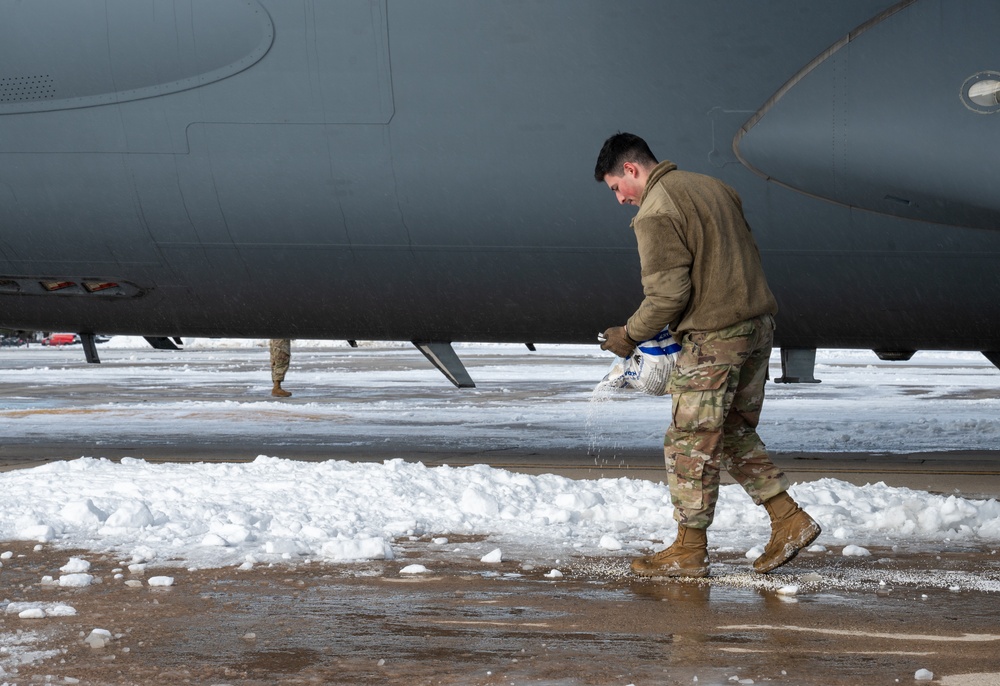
[41,333,80,346]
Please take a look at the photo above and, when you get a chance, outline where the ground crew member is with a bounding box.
[270,339,292,397]
[594,132,821,577]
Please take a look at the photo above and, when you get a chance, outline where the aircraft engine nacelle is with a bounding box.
[736,0,1000,231]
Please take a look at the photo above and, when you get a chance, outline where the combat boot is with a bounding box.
[271,382,292,398]
[631,526,709,578]
[753,492,821,573]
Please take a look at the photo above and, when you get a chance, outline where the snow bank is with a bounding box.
[0,457,997,570]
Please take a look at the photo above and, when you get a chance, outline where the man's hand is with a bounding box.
[599,326,637,357]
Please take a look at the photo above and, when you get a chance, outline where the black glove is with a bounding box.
[599,326,637,357]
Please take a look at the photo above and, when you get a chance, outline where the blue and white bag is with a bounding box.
[599,328,681,396]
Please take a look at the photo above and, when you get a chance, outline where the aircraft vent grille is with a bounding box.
[0,276,142,298]
[0,75,55,103]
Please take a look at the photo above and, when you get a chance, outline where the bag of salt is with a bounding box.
[599,328,680,396]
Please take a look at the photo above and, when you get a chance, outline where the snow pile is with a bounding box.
[0,457,997,570]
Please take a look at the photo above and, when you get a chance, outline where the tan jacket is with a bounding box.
[625,161,777,340]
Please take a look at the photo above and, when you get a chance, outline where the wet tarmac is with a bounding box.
[3,538,1000,685]
[2,343,1000,684]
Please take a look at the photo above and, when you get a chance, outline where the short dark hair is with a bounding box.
[594,132,658,182]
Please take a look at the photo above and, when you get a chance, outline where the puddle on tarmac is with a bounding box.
[3,541,1000,685]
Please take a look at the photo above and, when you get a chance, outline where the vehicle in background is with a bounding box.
[41,333,80,346]
[0,334,28,347]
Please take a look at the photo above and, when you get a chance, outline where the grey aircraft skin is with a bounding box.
[1,0,999,384]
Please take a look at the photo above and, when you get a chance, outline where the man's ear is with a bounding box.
[622,161,638,178]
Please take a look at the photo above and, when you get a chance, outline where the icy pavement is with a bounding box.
[2,539,1000,685]
[1,340,999,454]
[1,340,1000,684]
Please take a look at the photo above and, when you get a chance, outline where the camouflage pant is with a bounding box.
[664,315,789,529]
[270,339,291,383]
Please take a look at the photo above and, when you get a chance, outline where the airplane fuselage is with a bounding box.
[1,0,998,355]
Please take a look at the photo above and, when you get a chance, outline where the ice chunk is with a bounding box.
[130,546,157,563]
[60,557,91,574]
[103,501,154,529]
[599,535,622,550]
[8,602,73,619]
[200,533,229,547]
[321,537,393,561]
[46,604,77,617]
[84,628,113,649]
[481,548,503,563]
[842,545,871,557]
[59,573,94,587]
